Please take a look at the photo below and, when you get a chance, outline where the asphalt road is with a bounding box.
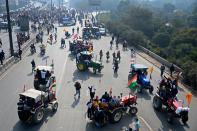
[0,21,197,131]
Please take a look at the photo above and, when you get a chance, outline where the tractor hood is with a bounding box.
[140,75,150,85]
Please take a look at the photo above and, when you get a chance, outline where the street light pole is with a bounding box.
[5,0,14,56]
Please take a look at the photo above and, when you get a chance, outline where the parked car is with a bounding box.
[0,21,8,30]
[99,27,106,36]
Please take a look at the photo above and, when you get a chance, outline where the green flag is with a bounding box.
[128,74,138,92]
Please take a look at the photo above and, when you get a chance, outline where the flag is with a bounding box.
[128,74,138,92]
[109,87,112,97]
[148,66,154,73]
[88,46,93,52]
[49,80,56,92]
[186,93,192,106]
[72,34,78,40]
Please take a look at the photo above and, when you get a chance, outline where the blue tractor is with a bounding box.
[128,64,154,94]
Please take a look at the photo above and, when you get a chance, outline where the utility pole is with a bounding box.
[5,0,14,56]
[51,0,52,19]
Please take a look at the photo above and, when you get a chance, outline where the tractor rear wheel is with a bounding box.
[129,107,138,115]
[18,111,31,122]
[153,95,162,111]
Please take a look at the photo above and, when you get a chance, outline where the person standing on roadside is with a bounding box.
[160,64,165,77]
[74,81,81,98]
[72,28,75,34]
[0,50,4,65]
[170,64,175,77]
[18,49,22,60]
[129,117,141,131]
[0,38,2,48]
[77,26,79,34]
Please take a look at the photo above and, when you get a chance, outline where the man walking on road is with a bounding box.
[129,117,140,131]
[72,28,75,34]
[160,64,165,77]
[77,27,79,34]
[74,81,81,98]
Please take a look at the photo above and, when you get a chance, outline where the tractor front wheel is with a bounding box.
[129,107,138,115]
[77,63,86,71]
[52,102,58,112]
[153,95,162,111]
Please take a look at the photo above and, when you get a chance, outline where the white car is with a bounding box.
[99,27,106,36]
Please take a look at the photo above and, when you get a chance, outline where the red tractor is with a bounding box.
[153,85,189,124]
[69,39,93,55]
[87,93,138,127]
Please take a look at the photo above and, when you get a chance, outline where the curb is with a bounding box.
[0,35,36,76]
[136,49,197,94]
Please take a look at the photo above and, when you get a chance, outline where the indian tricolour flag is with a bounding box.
[49,80,56,92]
[72,34,78,40]
[128,74,138,92]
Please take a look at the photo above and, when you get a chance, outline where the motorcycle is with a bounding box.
[40,45,46,56]
[106,52,110,62]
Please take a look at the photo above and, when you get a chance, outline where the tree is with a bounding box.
[163,3,175,14]
[153,32,170,47]
[121,6,154,37]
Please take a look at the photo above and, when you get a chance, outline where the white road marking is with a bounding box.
[0,60,22,81]
[56,52,69,94]
[139,116,154,131]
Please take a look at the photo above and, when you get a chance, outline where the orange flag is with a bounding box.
[109,87,112,96]
[148,66,154,73]
[186,93,192,106]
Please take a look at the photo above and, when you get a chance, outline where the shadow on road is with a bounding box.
[85,115,136,131]
[68,53,75,61]
[27,72,33,76]
[137,91,152,100]
[71,96,80,108]
[113,73,118,78]
[12,108,57,131]
[153,108,188,131]
[72,69,89,82]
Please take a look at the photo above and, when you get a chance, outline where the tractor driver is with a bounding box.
[101,92,110,102]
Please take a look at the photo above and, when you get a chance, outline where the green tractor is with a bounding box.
[76,51,104,74]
